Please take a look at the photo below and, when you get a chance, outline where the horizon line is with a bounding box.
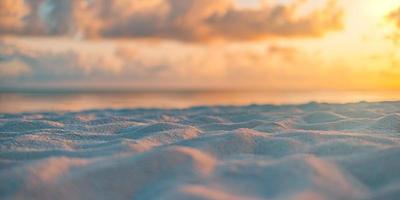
[1,87,400,94]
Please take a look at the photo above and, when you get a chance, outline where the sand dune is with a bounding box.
[1,102,400,200]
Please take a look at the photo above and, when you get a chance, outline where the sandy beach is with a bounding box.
[1,101,399,199]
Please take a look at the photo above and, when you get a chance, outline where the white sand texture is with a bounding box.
[1,102,400,200]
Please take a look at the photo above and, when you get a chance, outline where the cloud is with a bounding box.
[0,0,29,34]
[0,42,124,83]
[0,59,31,78]
[0,40,298,88]
[387,6,400,43]
[1,39,398,90]
[206,0,343,40]
[387,6,400,28]
[267,45,299,62]
[0,0,343,42]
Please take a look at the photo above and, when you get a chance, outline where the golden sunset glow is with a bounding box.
[2,2,400,199]
[0,0,399,91]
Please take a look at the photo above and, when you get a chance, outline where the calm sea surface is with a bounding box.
[1,90,399,113]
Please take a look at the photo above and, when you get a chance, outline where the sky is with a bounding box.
[0,0,400,91]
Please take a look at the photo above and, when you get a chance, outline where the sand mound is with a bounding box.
[1,146,215,200]
[0,120,64,132]
[1,102,400,199]
[119,122,191,138]
[302,111,345,124]
[179,129,305,158]
[369,114,400,132]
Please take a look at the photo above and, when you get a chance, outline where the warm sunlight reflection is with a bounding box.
[365,1,399,19]
[0,0,399,93]
[1,90,400,113]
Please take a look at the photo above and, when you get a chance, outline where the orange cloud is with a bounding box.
[0,0,29,34]
[267,45,299,62]
[1,38,400,90]
[387,6,400,28]
[387,6,400,43]
[0,0,343,42]
[207,0,343,40]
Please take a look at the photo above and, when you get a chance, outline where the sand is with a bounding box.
[0,101,400,200]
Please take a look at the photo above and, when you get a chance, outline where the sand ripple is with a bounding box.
[1,102,400,199]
